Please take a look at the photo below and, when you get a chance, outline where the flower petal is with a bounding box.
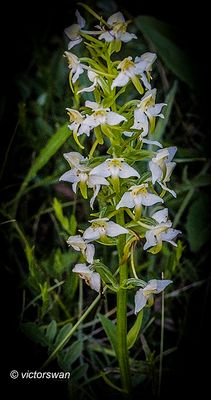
[63,152,85,167]
[160,228,181,244]
[119,162,140,178]
[68,37,82,50]
[141,193,164,206]
[85,243,95,264]
[90,161,111,177]
[89,185,100,209]
[151,208,169,223]
[142,138,163,148]
[75,10,86,28]
[149,160,162,184]
[107,12,125,25]
[147,279,173,294]
[134,289,147,314]
[83,227,101,241]
[120,32,137,42]
[167,146,177,162]
[111,72,129,89]
[90,272,101,292]
[106,111,126,125]
[59,170,80,183]
[143,230,157,250]
[106,221,128,237]
[72,263,91,274]
[99,31,114,42]
[85,100,99,110]
[116,192,135,209]
[67,235,86,251]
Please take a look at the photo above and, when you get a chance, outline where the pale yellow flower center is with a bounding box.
[120,58,135,72]
[132,186,148,197]
[107,159,122,169]
[92,221,107,229]
[67,110,83,123]
[113,22,127,35]
[139,95,155,112]
[93,110,107,119]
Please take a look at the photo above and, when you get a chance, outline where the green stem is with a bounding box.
[116,210,131,394]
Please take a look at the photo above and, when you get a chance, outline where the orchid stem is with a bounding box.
[116,210,131,394]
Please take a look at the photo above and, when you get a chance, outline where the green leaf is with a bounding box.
[54,323,73,348]
[46,320,57,343]
[21,322,49,347]
[63,340,83,368]
[71,363,88,381]
[15,123,69,201]
[127,310,143,350]
[69,214,77,235]
[53,198,70,233]
[154,81,178,140]
[39,281,50,319]
[135,16,194,88]
[98,314,117,355]
[185,194,211,252]
[94,263,118,290]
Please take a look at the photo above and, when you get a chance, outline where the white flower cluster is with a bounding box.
[59,9,181,312]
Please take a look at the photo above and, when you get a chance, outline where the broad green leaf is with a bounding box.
[154,81,178,140]
[21,322,49,347]
[63,340,83,368]
[127,310,143,350]
[135,16,194,88]
[185,194,211,252]
[71,363,88,381]
[98,314,117,355]
[15,123,69,201]
[46,320,57,343]
[54,323,73,348]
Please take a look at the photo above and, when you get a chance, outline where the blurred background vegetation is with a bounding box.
[1,0,211,399]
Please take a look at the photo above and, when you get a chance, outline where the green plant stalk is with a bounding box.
[116,210,131,394]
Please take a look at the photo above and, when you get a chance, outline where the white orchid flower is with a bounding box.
[149,147,177,197]
[134,53,157,79]
[135,279,172,314]
[98,12,137,43]
[143,208,181,253]
[72,263,101,292]
[67,235,95,264]
[78,70,104,94]
[66,108,91,137]
[65,10,101,50]
[64,51,86,84]
[90,158,140,179]
[116,183,163,211]
[84,101,126,128]
[59,165,109,208]
[83,218,128,241]
[111,53,156,93]
[64,10,86,50]
[131,89,166,146]
[59,154,109,208]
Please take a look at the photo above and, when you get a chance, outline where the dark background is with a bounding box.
[1,1,210,399]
